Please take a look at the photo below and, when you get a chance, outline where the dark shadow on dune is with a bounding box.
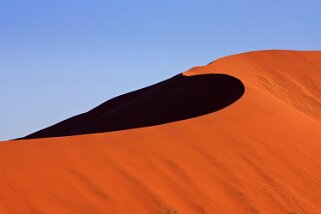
[21,74,245,139]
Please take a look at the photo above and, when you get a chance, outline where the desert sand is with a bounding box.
[1,50,321,213]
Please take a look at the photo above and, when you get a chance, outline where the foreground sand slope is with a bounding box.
[1,50,321,214]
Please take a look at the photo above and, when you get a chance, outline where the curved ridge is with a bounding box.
[22,73,245,139]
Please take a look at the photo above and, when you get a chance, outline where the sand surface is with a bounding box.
[1,50,321,213]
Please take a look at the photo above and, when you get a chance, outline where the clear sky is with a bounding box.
[1,0,321,140]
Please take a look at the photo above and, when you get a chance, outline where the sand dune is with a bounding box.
[1,50,321,213]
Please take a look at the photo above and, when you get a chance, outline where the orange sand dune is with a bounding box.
[1,50,321,213]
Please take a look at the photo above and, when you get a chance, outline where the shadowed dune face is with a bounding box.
[23,74,245,139]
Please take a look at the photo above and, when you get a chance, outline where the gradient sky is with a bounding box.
[1,0,321,140]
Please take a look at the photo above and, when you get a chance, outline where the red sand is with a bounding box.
[1,50,321,213]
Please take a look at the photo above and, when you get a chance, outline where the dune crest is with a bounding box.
[22,74,244,139]
[185,50,321,122]
[1,50,321,214]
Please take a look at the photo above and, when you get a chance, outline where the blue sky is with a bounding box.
[1,0,321,140]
